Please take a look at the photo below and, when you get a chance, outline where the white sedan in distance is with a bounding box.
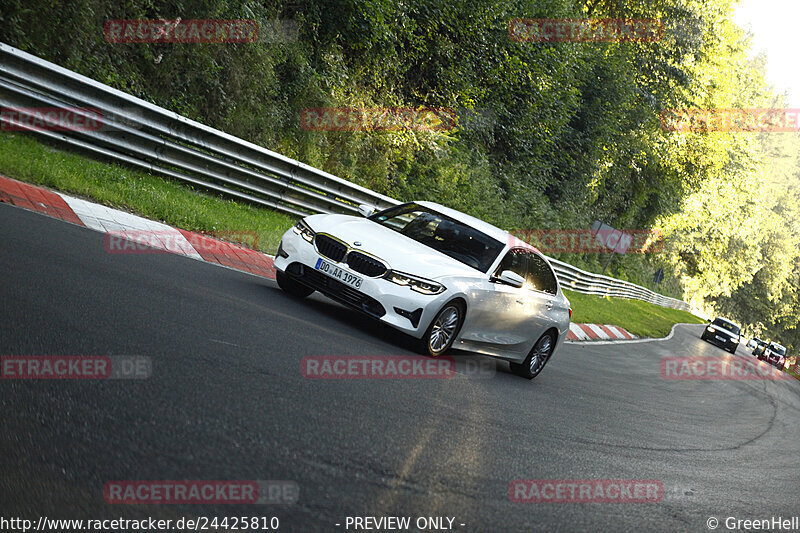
[274,201,571,379]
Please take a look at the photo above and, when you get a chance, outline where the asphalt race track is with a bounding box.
[2,203,799,532]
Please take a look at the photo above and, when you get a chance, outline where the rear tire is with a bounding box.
[510,332,556,380]
[276,269,314,298]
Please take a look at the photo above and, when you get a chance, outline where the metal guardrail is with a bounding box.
[0,42,701,317]
[548,257,697,314]
[0,42,399,218]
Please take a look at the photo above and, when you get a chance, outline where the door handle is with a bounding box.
[516,298,525,304]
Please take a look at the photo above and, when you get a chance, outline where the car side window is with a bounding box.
[495,249,528,280]
[525,253,558,295]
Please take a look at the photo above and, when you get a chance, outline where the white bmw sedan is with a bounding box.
[274,201,571,379]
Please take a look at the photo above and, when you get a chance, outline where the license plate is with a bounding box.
[715,335,725,341]
[315,258,363,289]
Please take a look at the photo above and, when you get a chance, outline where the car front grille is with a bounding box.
[286,262,386,318]
[314,234,347,262]
[313,234,388,278]
[346,251,388,278]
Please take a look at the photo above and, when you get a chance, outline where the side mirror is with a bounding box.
[497,270,525,288]
[357,204,376,217]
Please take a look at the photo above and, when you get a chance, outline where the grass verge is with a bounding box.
[564,289,706,339]
[0,131,296,253]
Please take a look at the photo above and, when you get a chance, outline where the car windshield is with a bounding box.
[712,318,740,335]
[771,344,787,355]
[369,203,504,272]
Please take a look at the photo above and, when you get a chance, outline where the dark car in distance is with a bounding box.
[700,317,741,354]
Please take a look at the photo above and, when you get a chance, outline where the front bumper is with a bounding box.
[703,330,737,349]
[273,228,451,338]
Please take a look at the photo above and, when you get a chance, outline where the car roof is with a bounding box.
[714,317,740,327]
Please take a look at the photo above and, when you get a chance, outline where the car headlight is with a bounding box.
[292,219,315,242]
[707,326,716,332]
[385,270,446,295]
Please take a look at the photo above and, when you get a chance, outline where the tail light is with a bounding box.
[569,307,572,320]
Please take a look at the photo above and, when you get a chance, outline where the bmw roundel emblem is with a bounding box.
[353,241,362,246]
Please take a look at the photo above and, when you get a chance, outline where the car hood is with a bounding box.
[305,214,488,278]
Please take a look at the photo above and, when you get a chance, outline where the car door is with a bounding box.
[460,248,534,354]
[518,252,563,337]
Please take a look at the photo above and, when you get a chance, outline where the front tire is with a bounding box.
[420,302,464,357]
[729,345,737,354]
[276,269,314,298]
[510,332,556,379]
